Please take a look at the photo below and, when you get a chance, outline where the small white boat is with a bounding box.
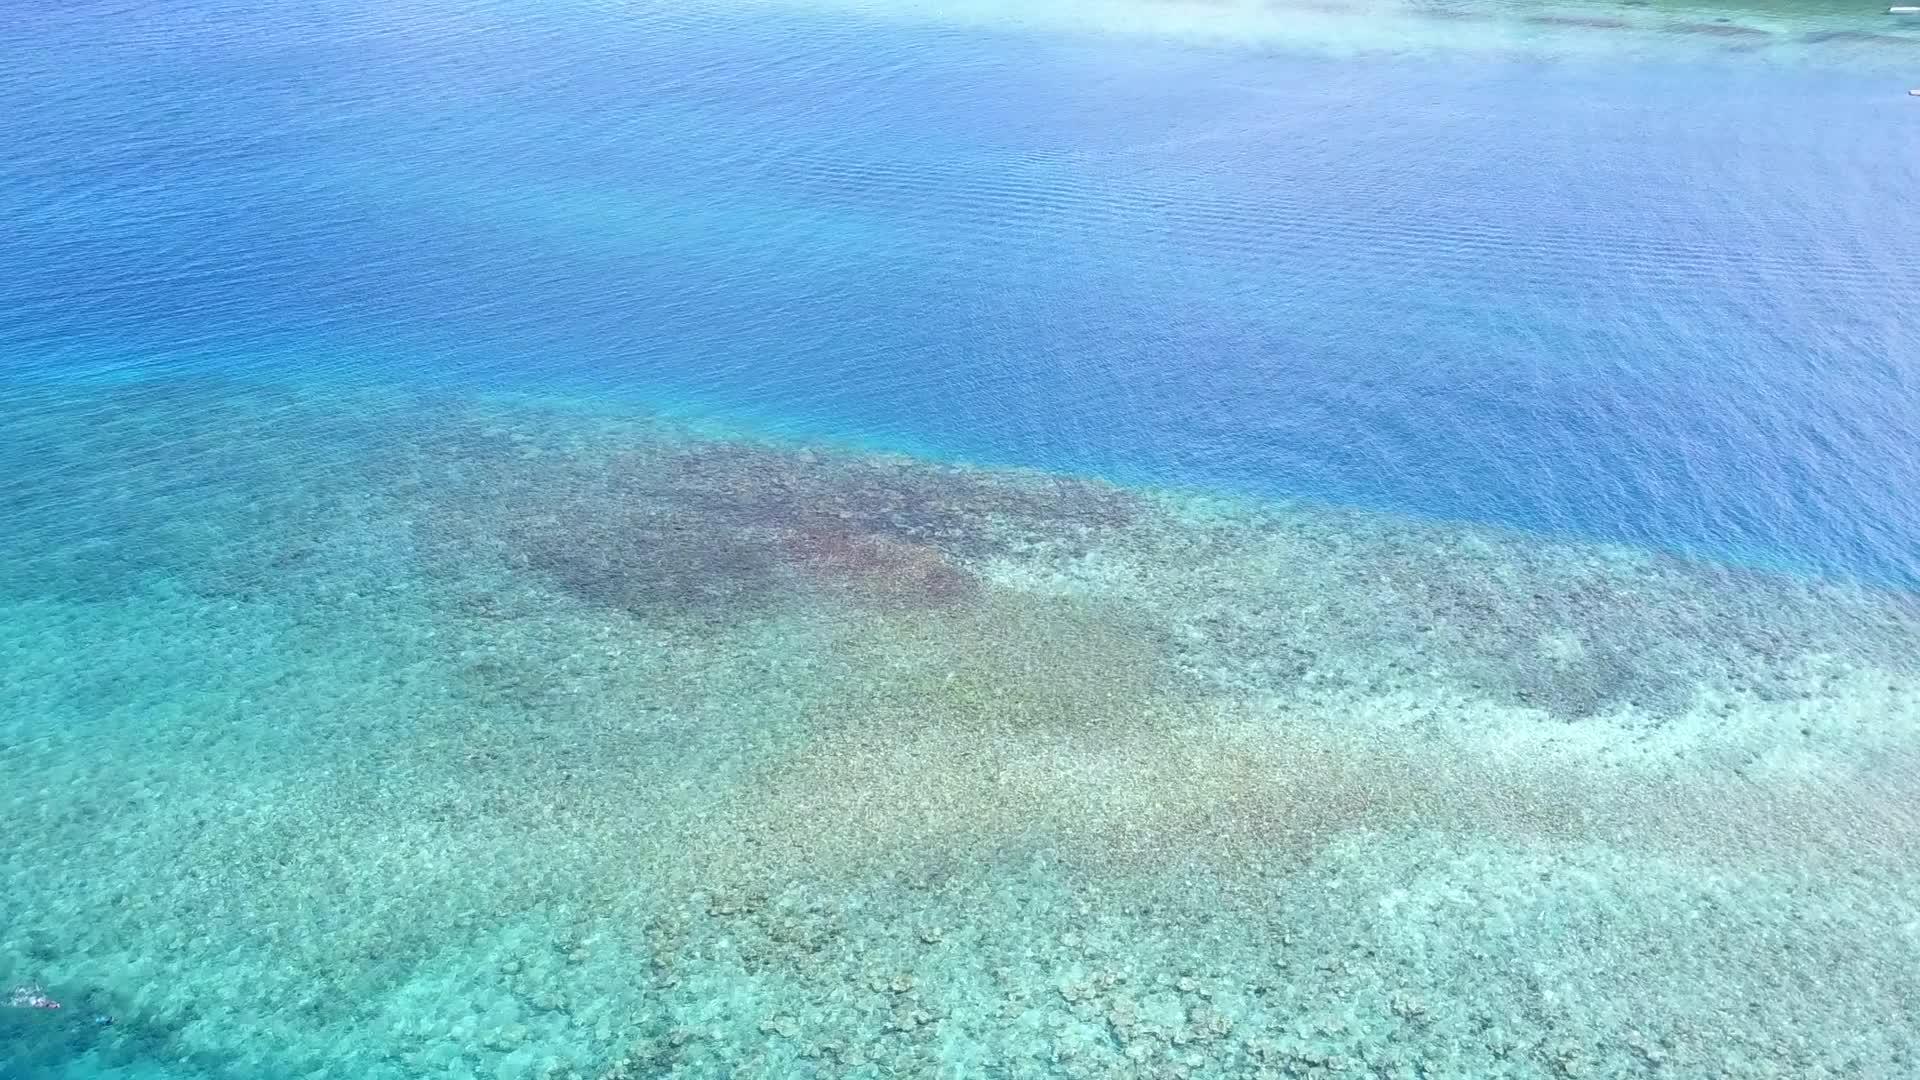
[1891,5,1920,13]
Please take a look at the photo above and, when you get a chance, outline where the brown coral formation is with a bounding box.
[412,420,1138,625]
[777,527,977,610]
[511,509,788,622]
[614,440,1138,558]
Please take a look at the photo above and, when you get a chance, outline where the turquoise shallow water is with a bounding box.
[8,384,1920,1079]
[5,1,1920,1078]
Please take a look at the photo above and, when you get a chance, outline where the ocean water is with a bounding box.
[3,1,1920,1078]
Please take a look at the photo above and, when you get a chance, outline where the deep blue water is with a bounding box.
[3,0,1918,583]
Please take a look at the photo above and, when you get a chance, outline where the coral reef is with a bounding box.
[407,416,1138,627]
[1126,500,1920,727]
[7,388,1920,1080]
[778,526,977,610]
[511,508,789,622]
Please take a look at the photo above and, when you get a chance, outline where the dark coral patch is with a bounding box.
[1799,29,1915,45]
[1669,20,1772,38]
[414,421,1135,625]
[778,527,978,611]
[1524,14,1630,29]
[513,510,788,622]
[619,441,1138,559]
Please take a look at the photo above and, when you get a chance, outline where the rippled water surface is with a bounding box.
[3,1,1919,1077]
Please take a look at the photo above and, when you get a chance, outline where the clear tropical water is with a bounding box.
[3,1,1919,1078]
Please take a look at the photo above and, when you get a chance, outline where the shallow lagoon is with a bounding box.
[3,1,1920,1077]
